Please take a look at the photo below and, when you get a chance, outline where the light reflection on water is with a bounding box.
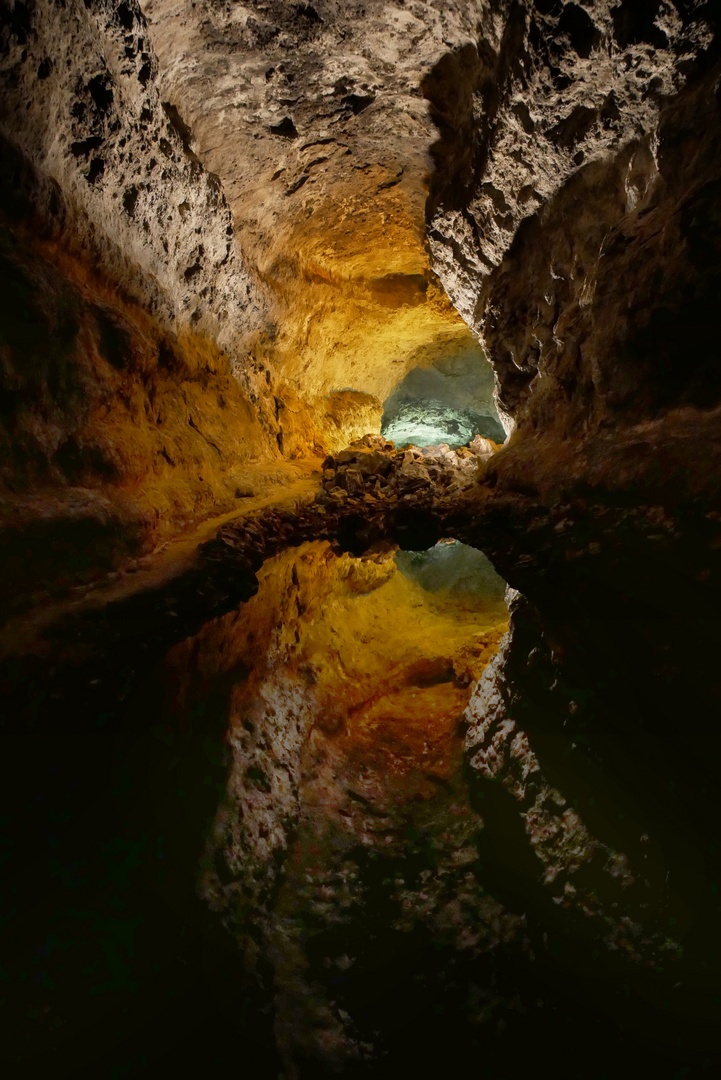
[395,539,507,612]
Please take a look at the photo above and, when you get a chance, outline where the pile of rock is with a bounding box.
[317,433,500,507]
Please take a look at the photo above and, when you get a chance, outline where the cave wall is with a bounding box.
[0,0,265,347]
[0,0,516,607]
[0,226,281,614]
[420,1,721,1058]
[0,0,289,608]
[424,0,721,422]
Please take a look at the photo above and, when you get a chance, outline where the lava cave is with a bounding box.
[2,2,721,1078]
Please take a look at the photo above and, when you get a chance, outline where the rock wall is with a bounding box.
[421,2,721,1061]
[0,0,264,348]
[424,0,721,423]
[0,0,284,609]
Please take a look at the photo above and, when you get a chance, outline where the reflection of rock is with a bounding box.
[164,538,508,1068]
[172,525,684,1076]
[464,622,674,962]
[396,540,507,613]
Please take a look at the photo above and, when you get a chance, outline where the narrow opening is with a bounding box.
[395,538,508,617]
[380,346,506,449]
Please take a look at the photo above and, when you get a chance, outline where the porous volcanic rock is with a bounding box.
[3,2,721,1077]
[0,0,264,351]
[424,1,721,425]
[0,0,284,605]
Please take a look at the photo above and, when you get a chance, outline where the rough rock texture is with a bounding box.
[424,0,721,422]
[463,599,682,1014]
[139,0,495,443]
[316,432,501,507]
[160,517,686,1076]
[166,538,511,1073]
[381,345,507,447]
[0,0,263,348]
[0,0,287,608]
[2,426,717,1075]
[420,2,721,1067]
[0,230,280,616]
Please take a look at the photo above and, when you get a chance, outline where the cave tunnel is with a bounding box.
[2,2,721,1078]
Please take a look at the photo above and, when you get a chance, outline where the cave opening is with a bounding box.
[380,345,507,449]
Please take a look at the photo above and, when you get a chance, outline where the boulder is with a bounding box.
[469,435,498,459]
[396,460,432,494]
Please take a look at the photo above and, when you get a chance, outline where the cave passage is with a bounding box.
[381,347,506,449]
[3,1,721,1076]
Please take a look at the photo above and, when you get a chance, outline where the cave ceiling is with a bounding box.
[139,0,493,432]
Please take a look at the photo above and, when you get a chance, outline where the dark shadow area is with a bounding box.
[1,660,280,1079]
[2,504,718,1079]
